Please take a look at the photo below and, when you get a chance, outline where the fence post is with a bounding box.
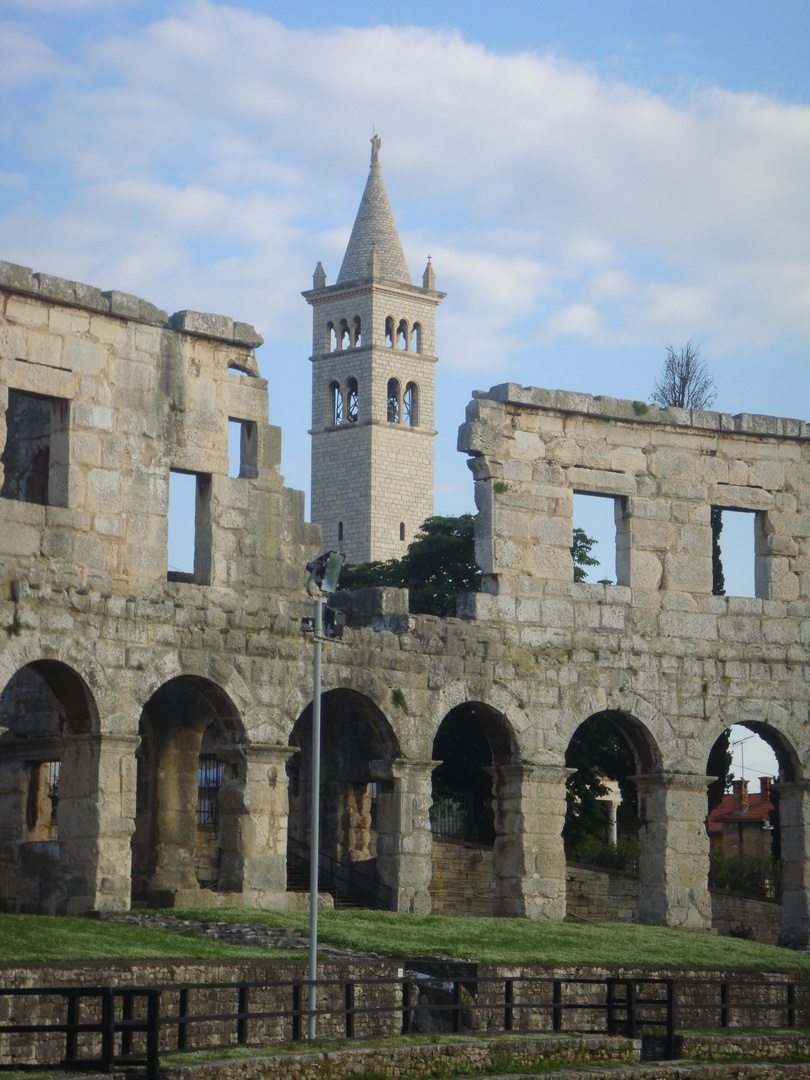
[120,990,134,1058]
[720,982,729,1028]
[401,979,412,1035]
[101,987,114,1073]
[606,978,617,1035]
[552,980,562,1033]
[237,984,249,1045]
[344,981,355,1039]
[452,981,462,1034]
[504,978,514,1032]
[64,990,79,1067]
[292,983,302,1042]
[665,980,676,1061]
[145,989,160,1080]
[626,981,637,1039]
[177,987,188,1051]
[787,983,796,1029]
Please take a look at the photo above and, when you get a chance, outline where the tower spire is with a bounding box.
[337,135,411,286]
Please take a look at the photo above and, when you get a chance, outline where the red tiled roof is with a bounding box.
[705,791,773,835]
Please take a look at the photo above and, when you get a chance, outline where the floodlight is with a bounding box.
[305,550,345,595]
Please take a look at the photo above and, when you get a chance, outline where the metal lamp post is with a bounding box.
[302,551,345,1040]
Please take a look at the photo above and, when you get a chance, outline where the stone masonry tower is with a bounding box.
[304,135,445,564]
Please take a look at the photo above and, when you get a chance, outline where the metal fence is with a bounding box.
[0,972,804,1079]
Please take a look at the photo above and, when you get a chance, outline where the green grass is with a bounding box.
[170,907,810,972]
[0,913,293,962]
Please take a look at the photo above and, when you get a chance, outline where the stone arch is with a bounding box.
[286,688,401,908]
[429,698,532,917]
[352,315,362,347]
[387,378,401,423]
[385,315,395,347]
[339,318,350,351]
[130,673,247,906]
[396,318,408,351]
[326,321,337,353]
[329,380,344,425]
[346,376,359,423]
[0,636,110,733]
[404,381,418,427]
[704,718,806,946]
[411,322,422,353]
[0,659,103,913]
[134,653,254,724]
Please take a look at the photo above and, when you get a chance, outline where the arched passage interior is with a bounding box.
[286,689,400,907]
[706,721,800,939]
[429,701,517,915]
[0,661,98,912]
[130,675,245,906]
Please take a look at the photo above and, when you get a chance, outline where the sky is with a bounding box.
[1,0,804,777]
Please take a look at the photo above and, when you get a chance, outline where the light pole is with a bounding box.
[302,551,345,1041]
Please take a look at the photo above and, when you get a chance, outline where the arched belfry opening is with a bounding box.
[286,689,400,908]
[130,675,246,907]
[429,701,517,915]
[0,661,99,913]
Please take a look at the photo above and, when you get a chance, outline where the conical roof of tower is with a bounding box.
[337,137,411,286]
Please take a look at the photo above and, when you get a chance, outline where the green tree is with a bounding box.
[340,514,482,617]
[342,514,603,614]
[563,715,636,854]
[652,340,717,410]
[571,526,599,582]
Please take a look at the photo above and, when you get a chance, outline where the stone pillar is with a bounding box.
[774,780,810,948]
[633,772,712,929]
[218,744,296,907]
[371,758,437,914]
[58,734,139,915]
[489,762,570,920]
[147,726,202,905]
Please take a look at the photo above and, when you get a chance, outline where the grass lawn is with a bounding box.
[168,907,810,973]
[0,914,288,963]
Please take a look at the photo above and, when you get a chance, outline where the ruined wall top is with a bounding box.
[459,382,810,604]
[0,261,264,350]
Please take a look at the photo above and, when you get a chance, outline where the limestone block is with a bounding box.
[662,554,712,594]
[6,297,48,328]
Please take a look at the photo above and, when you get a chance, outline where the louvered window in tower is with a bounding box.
[404,382,418,427]
[331,381,344,425]
[347,378,359,423]
[387,379,400,423]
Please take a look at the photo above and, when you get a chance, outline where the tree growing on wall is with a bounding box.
[652,341,717,411]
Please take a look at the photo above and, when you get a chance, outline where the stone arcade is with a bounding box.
[1,156,810,942]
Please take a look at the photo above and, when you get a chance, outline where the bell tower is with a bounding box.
[304,135,445,565]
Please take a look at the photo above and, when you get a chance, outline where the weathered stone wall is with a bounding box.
[429,837,494,915]
[709,889,783,945]
[566,863,640,923]
[2,264,810,938]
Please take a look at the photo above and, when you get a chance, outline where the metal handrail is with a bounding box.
[287,836,392,909]
[1,972,804,1077]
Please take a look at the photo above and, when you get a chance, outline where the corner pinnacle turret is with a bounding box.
[336,135,411,286]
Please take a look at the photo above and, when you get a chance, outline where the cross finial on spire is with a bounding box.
[370,133,381,166]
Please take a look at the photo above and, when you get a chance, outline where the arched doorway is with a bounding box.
[130,675,245,907]
[565,711,666,924]
[429,702,517,916]
[706,721,803,945]
[564,710,650,868]
[287,689,400,908]
[0,661,98,912]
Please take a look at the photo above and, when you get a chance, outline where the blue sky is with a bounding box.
[3,0,797,775]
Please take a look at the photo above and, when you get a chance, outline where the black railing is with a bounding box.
[430,785,477,841]
[287,836,392,909]
[0,973,803,1078]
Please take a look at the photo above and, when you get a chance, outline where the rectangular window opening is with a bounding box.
[1,389,69,507]
[712,507,757,598]
[227,418,258,479]
[573,492,624,585]
[167,469,212,584]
